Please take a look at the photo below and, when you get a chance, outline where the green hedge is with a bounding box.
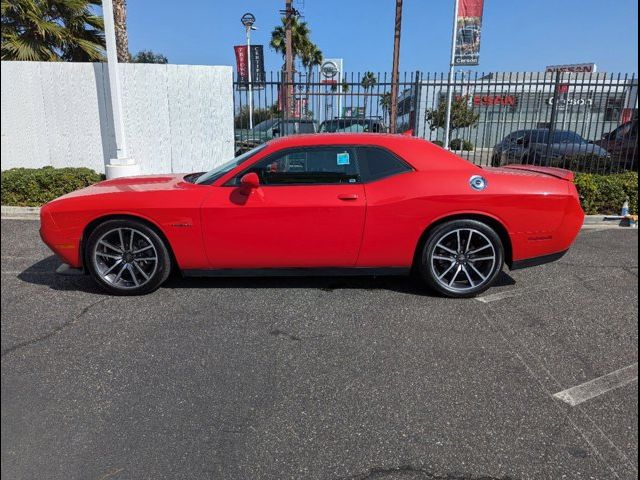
[432,139,474,150]
[449,138,474,151]
[1,166,104,207]
[575,171,638,215]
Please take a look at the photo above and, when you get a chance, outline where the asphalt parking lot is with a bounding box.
[1,218,638,480]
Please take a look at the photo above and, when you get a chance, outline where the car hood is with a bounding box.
[533,142,609,157]
[52,174,193,202]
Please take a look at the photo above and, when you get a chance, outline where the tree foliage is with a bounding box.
[426,95,480,133]
[234,105,280,129]
[130,49,168,64]
[1,0,105,61]
[360,71,377,116]
[269,16,311,65]
[379,92,391,121]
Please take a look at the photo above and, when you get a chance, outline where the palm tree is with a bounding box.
[270,16,311,68]
[112,0,129,61]
[380,92,392,123]
[1,0,105,61]
[57,0,105,61]
[300,40,322,117]
[360,71,377,117]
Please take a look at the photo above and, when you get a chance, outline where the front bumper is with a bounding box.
[39,206,83,268]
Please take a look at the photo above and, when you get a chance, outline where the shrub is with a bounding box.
[562,154,615,174]
[432,140,444,147]
[449,138,474,151]
[574,171,638,215]
[1,166,104,207]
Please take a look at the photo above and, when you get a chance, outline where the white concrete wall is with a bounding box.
[1,61,235,174]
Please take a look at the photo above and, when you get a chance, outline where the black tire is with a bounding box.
[419,219,504,298]
[85,219,172,295]
[491,154,501,167]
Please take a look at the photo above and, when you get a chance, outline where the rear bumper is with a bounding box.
[510,249,568,270]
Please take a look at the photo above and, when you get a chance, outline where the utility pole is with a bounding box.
[389,0,403,134]
[284,0,294,117]
[443,0,460,150]
[103,0,139,179]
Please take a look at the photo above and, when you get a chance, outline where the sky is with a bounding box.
[126,0,639,74]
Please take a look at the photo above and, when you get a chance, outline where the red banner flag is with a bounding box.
[454,0,484,66]
[234,45,249,86]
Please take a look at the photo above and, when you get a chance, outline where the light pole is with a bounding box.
[443,0,460,150]
[102,0,139,179]
[241,13,257,129]
[389,0,403,134]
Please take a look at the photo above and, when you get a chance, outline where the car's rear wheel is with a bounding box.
[419,220,504,298]
[86,219,171,295]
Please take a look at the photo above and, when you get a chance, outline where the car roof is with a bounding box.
[268,133,407,145]
[263,133,478,172]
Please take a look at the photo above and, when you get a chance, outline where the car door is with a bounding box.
[200,146,366,269]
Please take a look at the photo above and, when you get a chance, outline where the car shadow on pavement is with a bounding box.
[18,256,517,297]
[17,256,105,295]
[163,271,516,297]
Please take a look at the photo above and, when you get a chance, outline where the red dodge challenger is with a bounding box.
[40,134,584,297]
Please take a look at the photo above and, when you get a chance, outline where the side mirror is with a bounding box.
[240,172,260,191]
[271,127,280,137]
[516,137,525,145]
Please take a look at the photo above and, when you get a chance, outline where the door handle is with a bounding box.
[337,194,359,201]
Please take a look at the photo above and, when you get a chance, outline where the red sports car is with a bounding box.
[40,134,584,297]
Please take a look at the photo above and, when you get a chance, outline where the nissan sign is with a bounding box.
[320,58,343,84]
[545,63,597,73]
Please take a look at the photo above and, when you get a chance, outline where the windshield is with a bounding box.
[195,145,267,185]
[253,119,278,132]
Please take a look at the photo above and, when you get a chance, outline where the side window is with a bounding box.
[356,147,412,183]
[508,131,523,143]
[232,147,359,185]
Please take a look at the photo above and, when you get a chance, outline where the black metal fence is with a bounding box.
[233,71,638,174]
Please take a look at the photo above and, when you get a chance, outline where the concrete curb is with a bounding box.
[1,206,40,220]
[0,206,637,228]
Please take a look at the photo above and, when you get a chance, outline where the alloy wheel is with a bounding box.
[429,228,497,293]
[92,227,159,290]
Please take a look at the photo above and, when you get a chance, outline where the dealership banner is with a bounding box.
[234,45,265,90]
[454,0,484,66]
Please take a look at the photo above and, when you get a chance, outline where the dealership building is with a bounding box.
[403,71,638,148]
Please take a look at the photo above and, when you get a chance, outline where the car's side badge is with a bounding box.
[469,175,488,191]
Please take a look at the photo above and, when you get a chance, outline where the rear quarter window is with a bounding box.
[356,147,412,183]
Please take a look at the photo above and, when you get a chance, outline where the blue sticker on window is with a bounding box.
[337,152,350,165]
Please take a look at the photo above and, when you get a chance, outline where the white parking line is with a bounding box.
[553,363,638,407]
[475,275,600,303]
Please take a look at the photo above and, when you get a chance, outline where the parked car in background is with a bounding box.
[40,134,584,298]
[318,117,388,134]
[593,119,638,169]
[235,118,318,154]
[491,129,610,168]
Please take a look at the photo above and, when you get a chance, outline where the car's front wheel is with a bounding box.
[419,220,505,298]
[86,219,172,295]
